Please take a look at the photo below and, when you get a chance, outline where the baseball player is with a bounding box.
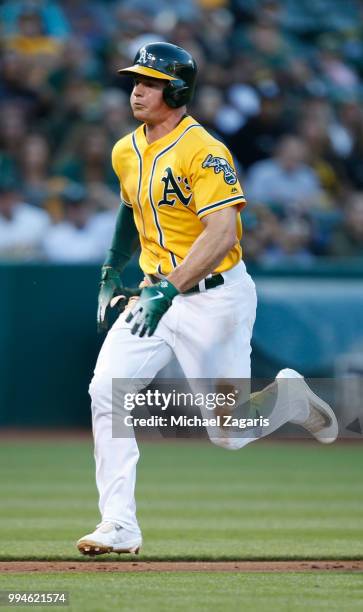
[77,42,338,556]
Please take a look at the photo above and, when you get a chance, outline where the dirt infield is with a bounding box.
[1,561,362,573]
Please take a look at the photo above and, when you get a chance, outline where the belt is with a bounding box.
[148,273,224,294]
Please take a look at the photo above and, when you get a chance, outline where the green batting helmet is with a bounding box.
[118,42,197,108]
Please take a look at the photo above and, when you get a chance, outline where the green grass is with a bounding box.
[1,440,362,611]
[0,572,362,612]
[0,440,362,560]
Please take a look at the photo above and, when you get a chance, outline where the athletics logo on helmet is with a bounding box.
[138,48,155,65]
[118,42,197,108]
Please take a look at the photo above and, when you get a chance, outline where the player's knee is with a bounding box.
[89,374,112,409]
[89,374,138,414]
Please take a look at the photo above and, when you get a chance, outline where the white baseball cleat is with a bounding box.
[276,368,338,444]
[77,522,142,556]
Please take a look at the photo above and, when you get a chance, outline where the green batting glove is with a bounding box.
[125,280,179,337]
[97,266,140,333]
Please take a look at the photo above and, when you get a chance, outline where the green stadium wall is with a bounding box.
[0,262,362,427]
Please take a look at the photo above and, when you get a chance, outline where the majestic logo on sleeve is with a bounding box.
[202,154,237,185]
[158,167,192,207]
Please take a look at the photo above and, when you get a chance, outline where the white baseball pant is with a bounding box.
[89,261,292,534]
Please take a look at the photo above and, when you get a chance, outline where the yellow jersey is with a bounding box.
[112,115,246,276]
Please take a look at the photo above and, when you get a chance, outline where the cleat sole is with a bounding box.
[77,540,113,556]
[77,540,141,556]
[113,545,141,555]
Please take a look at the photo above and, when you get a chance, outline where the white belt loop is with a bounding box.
[198,279,206,292]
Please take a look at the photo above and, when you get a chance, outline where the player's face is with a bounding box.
[130,76,170,123]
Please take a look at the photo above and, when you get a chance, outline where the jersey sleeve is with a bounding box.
[111,141,132,208]
[189,144,246,219]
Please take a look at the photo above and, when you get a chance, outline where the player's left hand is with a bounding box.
[97,266,141,333]
[125,280,179,337]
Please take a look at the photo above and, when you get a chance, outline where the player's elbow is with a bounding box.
[213,229,237,259]
[223,227,238,252]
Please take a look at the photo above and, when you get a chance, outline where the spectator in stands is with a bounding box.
[317,35,359,95]
[43,73,98,154]
[0,103,28,168]
[250,19,292,70]
[100,89,136,143]
[1,0,69,38]
[298,115,341,204]
[329,192,363,257]
[20,133,51,208]
[0,175,50,260]
[329,98,363,190]
[228,84,291,170]
[52,123,118,192]
[5,2,63,64]
[17,132,70,220]
[1,0,363,265]
[116,0,199,21]
[61,0,113,53]
[0,49,43,112]
[88,205,118,262]
[242,205,314,265]
[42,182,110,262]
[261,217,314,265]
[192,85,226,140]
[245,135,323,211]
[241,205,281,263]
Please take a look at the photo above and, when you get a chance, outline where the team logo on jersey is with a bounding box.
[158,167,192,208]
[202,154,237,185]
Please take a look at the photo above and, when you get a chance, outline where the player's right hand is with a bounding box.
[97,266,140,333]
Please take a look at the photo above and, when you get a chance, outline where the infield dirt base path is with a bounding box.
[1,561,362,573]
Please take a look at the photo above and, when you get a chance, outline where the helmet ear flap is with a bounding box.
[163,79,189,108]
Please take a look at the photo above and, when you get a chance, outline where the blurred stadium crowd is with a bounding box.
[1,0,363,264]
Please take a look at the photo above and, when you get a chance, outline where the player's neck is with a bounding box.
[144,110,188,144]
